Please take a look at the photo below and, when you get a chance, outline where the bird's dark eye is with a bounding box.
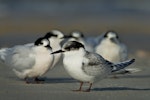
[38,42,43,45]
[64,41,84,51]
[104,33,108,38]
[116,35,119,39]
[64,46,71,51]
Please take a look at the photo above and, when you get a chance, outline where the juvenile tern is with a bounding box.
[51,41,135,92]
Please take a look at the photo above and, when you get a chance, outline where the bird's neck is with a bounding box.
[49,38,62,51]
[34,46,50,53]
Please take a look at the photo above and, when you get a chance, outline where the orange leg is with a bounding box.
[83,83,93,92]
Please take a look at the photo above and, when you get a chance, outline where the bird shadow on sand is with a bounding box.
[92,87,150,91]
[116,74,150,79]
[6,76,77,84]
[44,77,78,83]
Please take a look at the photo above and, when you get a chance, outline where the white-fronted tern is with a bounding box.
[23,30,68,69]
[95,30,128,63]
[51,41,135,92]
[0,36,54,83]
[95,30,140,76]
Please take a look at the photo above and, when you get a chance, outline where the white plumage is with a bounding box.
[95,31,140,76]
[44,30,66,69]
[95,30,128,63]
[19,30,66,69]
[0,37,54,83]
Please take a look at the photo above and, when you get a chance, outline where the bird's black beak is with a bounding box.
[45,45,52,49]
[51,50,65,54]
[110,37,117,43]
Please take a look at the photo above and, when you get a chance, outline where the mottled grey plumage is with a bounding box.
[82,51,135,76]
[82,51,112,76]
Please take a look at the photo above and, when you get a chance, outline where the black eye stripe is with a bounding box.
[64,41,84,51]
[34,37,44,46]
[104,33,108,38]
[103,30,119,39]
[44,32,58,38]
[34,37,49,46]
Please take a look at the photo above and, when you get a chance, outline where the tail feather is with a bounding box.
[13,69,26,79]
[112,59,135,72]
[0,48,8,62]
[112,68,141,75]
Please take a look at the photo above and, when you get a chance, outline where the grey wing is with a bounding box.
[82,52,110,76]
[5,46,35,71]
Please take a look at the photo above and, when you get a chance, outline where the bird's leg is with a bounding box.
[24,77,44,84]
[25,77,30,84]
[73,82,83,92]
[113,75,119,78]
[83,83,92,92]
[111,75,119,79]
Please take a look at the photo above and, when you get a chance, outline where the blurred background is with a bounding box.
[0,0,149,55]
[0,1,150,99]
